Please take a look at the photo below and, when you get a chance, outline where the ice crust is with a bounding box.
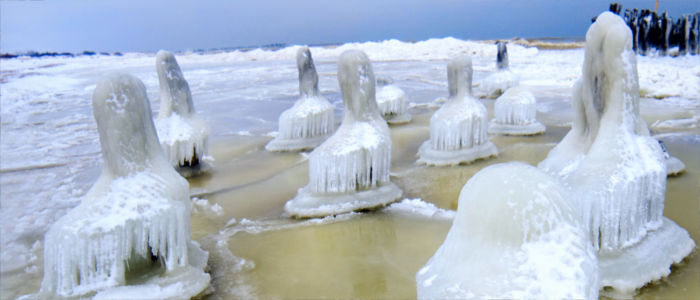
[266,47,335,151]
[154,50,210,175]
[376,77,411,124]
[489,86,546,135]
[39,74,209,298]
[538,12,694,294]
[284,50,402,218]
[416,163,598,299]
[418,55,497,166]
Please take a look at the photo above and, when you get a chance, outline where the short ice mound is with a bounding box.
[39,74,210,299]
[155,50,210,177]
[376,77,411,124]
[538,12,694,297]
[416,162,599,299]
[659,140,686,176]
[482,41,519,98]
[488,86,546,135]
[417,55,498,166]
[284,50,402,218]
[266,46,335,151]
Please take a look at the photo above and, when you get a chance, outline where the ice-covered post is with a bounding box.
[266,46,335,151]
[417,55,498,165]
[482,42,519,98]
[376,76,412,124]
[538,12,694,296]
[39,73,210,298]
[488,86,546,136]
[155,50,210,177]
[283,50,402,218]
[496,41,508,70]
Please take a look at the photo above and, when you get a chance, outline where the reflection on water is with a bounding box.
[192,104,699,299]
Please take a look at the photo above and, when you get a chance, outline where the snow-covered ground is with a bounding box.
[1,37,698,298]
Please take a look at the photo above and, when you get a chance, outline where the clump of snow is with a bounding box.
[284,50,402,218]
[538,12,694,296]
[418,55,498,166]
[266,47,335,151]
[384,198,455,221]
[154,50,211,177]
[376,77,411,124]
[416,162,598,299]
[38,74,209,298]
[488,86,546,136]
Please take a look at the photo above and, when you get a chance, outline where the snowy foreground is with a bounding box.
[1,37,699,298]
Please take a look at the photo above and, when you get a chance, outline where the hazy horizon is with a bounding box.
[2,0,698,53]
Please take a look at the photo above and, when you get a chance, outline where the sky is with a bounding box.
[1,0,698,53]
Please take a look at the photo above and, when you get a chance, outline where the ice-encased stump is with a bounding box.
[538,12,694,297]
[659,140,686,176]
[284,50,402,218]
[416,162,599,299]
[488,86,546,135]
[376,77,411,124]
[417,55,498,166]
[482,41,519,98]
[154,50,211,177]
[266,46,335,152]
[39,74,210,299]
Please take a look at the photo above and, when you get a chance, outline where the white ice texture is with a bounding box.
[376,77,411,124]
[488,86,546,135]
[266,47,335,151]
[418,55,498,166]
[154,50,210,173]
[538,12,694,295]
[416,162,599,300]
[284,50,402,218]
[482,43,519,98]
[39,74,209,298]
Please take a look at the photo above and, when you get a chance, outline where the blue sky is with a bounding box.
[1,0,698,53]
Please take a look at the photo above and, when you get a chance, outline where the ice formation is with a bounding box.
[39,74,210,298]
[488,86,546,135]
[538,12,694,296]
[482,41,519,98]
[417,55,498,166]
[659,140,686,176]
[376,77,411,124]
[284,50,402,218]
[154,50,210,177]
[266,46,335,151]
[416,162,599,299]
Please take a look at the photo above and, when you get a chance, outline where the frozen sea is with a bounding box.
[1,37,699,298]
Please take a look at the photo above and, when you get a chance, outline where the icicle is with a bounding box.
[538,12,694,296]
[488,86,546,136]
[376,77,411,124]
[416,163,598,299]
[417,55,498,166]
[284,50,402,218]
[266,46,335,152]
[39,74,210,298]
[154,50,211,177]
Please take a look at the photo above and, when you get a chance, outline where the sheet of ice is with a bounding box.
[38,74,209,298]
[266,47,335,151]
[489,86,546,135]
[416,162,598,299]
[284,50,402,218]
[376,77,411,124]
[154,50,210,176]
[538,12,694,295]
[418,55,498,166]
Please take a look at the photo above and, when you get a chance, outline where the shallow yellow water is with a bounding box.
[190,103,700,299]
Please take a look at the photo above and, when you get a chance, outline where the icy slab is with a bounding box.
[416,163,598,300]
[39,74,209,298]
[417,55,498,166]
[266,46,335,151]
[659,140,686,176]
[489,86,545,136]
[538,12,693,294]
[482,42,519,98]
[376,77,411,124]
[284,50,402,218]
[154,50,210,177]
